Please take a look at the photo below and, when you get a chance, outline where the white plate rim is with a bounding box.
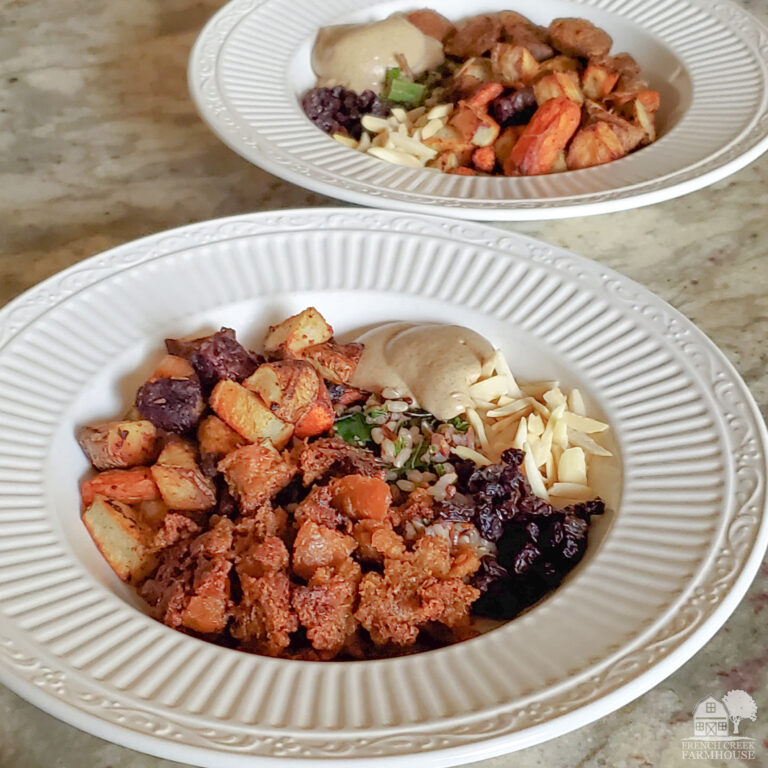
[0,208,766,767]
[187,0,768,220]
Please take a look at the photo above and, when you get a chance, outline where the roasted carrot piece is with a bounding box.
[508,97,582,176]
[466,81,504,109]
[472,145,496,173]
[331,476,392,522]
[449,166,478,175]
[81,467,159,508]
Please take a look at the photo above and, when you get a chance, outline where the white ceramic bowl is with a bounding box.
[0,210,766,766]
[189,0,768,219]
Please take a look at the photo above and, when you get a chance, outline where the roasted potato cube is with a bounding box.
[77,420,159,470]
[490,43,539,86]
[81,467,159,507]
[197,415,247,457]
[582,63,619,100]
[533,71,583,106]
[509,97,582,175]
[218,442,297,512]
[450,104,500,147]
[209,379,293,448]
[156,437,198,468]
[82,495,157,582]
[495,125,525,175]
[566,121,626,170]
[582,99,645,152]
[300,341,363,385]
[294,384,335,439]
[151,464,216,511]
[150,354,195,380]
[426,148,473,173]
[264,308,333,357]
[243,360,320,423]
[452,56,494,98]
[538,55,581,75]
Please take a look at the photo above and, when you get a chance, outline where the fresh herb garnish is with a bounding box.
[449,416,470,433]
[334,412,373,447]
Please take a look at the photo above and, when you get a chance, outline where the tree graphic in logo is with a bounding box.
[722,690,758,735]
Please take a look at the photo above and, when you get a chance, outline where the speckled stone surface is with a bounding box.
[1,1,767,766]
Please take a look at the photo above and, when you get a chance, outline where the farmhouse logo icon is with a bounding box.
[682,690,758,761]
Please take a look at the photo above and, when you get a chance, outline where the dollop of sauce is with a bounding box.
[350,322,495,421]
[312,15,444,94]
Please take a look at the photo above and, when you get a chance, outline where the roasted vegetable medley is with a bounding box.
[77,308,608,660]
[302,9,660,176]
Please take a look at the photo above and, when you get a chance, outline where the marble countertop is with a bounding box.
[1,1,767,766]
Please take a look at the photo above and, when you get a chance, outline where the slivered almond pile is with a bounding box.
[333,103,455,168]
[453,350,612,504]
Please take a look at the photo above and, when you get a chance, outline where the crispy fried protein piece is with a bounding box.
[548,18,612,59]
[141,518,233,635]
[355,536,478,646]
[231,534,297,655]
[152,512,201,549]
[218,442,297,512]
[292,519,357,580]
[444,14,503,57]
[232,571,297,655]
[353,520,409,562]
[235,503,288,540]
[407,9,455,41]
[391,487,436,528]
[292,559,362,654]
[418,578,480,627]
[298,437,385,485]
[293,484,347,530]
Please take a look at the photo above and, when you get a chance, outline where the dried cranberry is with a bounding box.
[301,86,391,140]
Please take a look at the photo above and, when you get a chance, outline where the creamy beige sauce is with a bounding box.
[312,15,444,94]
[350,322,495,420]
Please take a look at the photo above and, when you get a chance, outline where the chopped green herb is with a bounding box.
[449,416,470,433]
[334,412,373,447]
[385,67,401,84]
[403,440,429,471]
[365,407,388,421]
[434,462,447,476]
[388,77,426,104]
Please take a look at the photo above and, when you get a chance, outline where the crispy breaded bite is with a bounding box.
[292,520,356,581]
[217,442,297,512]
[292,560,361,654]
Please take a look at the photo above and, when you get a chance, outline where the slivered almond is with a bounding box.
[367,147,423,167]
[361,115,390,133]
